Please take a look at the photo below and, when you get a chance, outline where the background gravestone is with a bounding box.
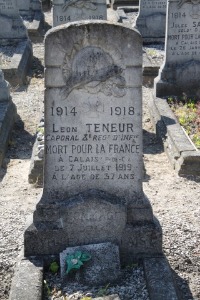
[111,0,139,10]
[0,0,32,85]
[0,69,16,166]
[52,0,107,27]
[135,0,167,43]
[24,21,162,263]
[155,0,200,97]
[17,0,44,42]
[0,0,27,43]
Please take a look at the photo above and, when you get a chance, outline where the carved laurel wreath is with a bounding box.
[178,0,200,8]
[55,35,126,99]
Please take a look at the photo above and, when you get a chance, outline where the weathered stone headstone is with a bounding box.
[135,0,167,43]
[155,0,200,97]
[0,69,16,166]
[24,21,162,264]
[52,0,107,27]
[17,0,44,42]
[111,0,139,10]
[0,0,32,85]
[0,0,27,42]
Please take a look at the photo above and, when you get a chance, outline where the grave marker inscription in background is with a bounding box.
[155,0,200,97]
[52,0,107,26]
[25,21,162,263]
[0,0,27,42]
[135,0,167,43]
[0,0,32,85]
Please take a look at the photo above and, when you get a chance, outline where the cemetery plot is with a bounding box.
[0,0,33,86]
[155,0,200,97]
[25,21,162,263]
[18,0,45,42]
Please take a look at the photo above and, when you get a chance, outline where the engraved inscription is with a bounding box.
[167,2,200,58]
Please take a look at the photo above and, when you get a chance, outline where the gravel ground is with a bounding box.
[0,9,199,300]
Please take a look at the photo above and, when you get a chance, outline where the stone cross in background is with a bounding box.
[25,21,162,264]
[155,0,200,97]
[52,0,107,27]
[135,0,167,43]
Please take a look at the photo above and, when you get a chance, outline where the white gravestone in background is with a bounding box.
[155,0,200,97]
[135,0,167,43]
[52,0,107,27]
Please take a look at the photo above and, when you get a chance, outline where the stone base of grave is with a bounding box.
[9,252,179,300]
[111,0,139,10]
[155,61,200,98]
[24,190,162,264]
[1,40,32,87]
[0,99,16,167]
[147,91,200,176]
[22,11,45,43]
[28,138,43,186]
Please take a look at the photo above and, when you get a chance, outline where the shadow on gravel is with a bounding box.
[172,269,195,300]
[6,115,35,160]
[143,129,164,154]
[30,56,44,79]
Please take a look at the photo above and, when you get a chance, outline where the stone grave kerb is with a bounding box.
[0,69,10,102]
[24,21,162,263]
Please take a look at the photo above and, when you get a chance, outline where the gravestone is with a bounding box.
[0,69,16,166]
[0,0,32,85]
[111,0,139,10]
[24,21,162,264]
[17,0,44,42]
[135,0,167,43]
[155,0,200,97]
[52,0,107,27]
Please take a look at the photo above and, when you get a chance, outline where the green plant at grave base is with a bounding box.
[81,297,92,300]
[49,261,59,274]
[37,127,44,134]
[97,283,110,297]
[65,251,91,274]
[167,96,200,149]
[125,262,139,269]
[43,280,51,296]
[146,48,157,57]
[193,134,200,148]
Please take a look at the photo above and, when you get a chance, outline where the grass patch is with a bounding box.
[167,95,200,149]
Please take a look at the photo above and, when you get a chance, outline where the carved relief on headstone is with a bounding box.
[24,22,162,262]
[155,0,200,96]
[135,0,167,43]
[52,0,107,26]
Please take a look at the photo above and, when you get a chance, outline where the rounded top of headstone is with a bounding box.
[45,20,142,42]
